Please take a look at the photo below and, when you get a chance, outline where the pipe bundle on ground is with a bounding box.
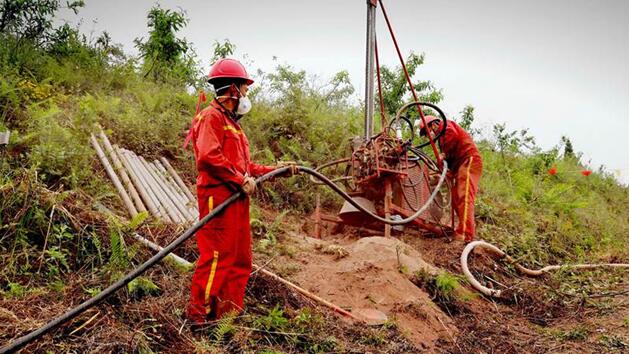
[90,129,198,224]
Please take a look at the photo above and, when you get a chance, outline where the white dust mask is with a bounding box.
[215,84,252,116]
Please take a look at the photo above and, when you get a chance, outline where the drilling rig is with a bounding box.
[312,0,453,238]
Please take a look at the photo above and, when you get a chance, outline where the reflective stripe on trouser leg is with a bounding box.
[204,251,219,314]
[203,196,216,314]
[462,157,474,235]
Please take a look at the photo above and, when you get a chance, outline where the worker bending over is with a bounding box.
[186,58,294,323]
[420,116,482,242]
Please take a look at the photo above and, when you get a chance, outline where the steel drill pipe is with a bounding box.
[154,161,188,199]
[150,161,194,216]
[137,156,187,223]
[378,0,442,166]
[150,161,195,221]
[364,0,376,139]
[154,160,188,202]
[131,233,192,268]
[140,158,189,221]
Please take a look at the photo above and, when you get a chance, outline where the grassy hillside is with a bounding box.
[1,2,627,352]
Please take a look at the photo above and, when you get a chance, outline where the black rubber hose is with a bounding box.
[2,165,446,352]
[412,102,447,149]
[408,146,439,172]
[0,167,290,354]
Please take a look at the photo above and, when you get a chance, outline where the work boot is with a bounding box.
[452,233,466,242]
[452,233,473,244]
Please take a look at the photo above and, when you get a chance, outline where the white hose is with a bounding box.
[461,240,629,298]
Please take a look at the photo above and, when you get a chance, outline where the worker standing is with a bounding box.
[420,116,482,242]
[185,58,294,323]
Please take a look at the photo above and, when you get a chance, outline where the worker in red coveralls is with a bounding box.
[419,116,482,242]
[185,58,295,323]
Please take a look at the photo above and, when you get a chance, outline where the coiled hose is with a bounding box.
[461,240,629,298]
[1,164,447,353]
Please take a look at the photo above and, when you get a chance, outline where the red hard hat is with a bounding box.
[208,58,254,85]
[418,115,441,130]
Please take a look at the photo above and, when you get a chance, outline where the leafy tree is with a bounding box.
[211,39,235,61]
[458,105,474,130]
[94,31,124,60]
[134,5,198,86]
[378,52,443,119]
[457,105,481,137]
[0,0,84,44]
[560,135,575,159]
[319,70,354,108]
[492,123,537,157]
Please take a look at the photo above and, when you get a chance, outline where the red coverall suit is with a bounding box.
[187,100,274,321]
[436,120,482,241]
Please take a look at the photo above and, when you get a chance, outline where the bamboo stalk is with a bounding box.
[160,157,196,203]
[90,135,138,217]
[98,130,147,214]
[131,153,184,224]
[116,147,167,222]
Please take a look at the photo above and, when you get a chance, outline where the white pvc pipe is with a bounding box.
[115,146,163,220]
[146,161,195,222]
[154,160,198,218]
[99,130,147,214]
[461,240,629,298]
[90,135,138,217]
[120,149,171,222]
[132,153,184,224]
[131,233,192,267]
[160,157,196,203]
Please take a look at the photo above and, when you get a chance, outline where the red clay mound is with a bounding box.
[289,236,457,350]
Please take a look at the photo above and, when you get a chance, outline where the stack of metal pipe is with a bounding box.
[90,129,198,224]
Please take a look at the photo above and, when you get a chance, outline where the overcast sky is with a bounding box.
[58,0,629,184]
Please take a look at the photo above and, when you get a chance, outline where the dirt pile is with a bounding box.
[288,235,457,350]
